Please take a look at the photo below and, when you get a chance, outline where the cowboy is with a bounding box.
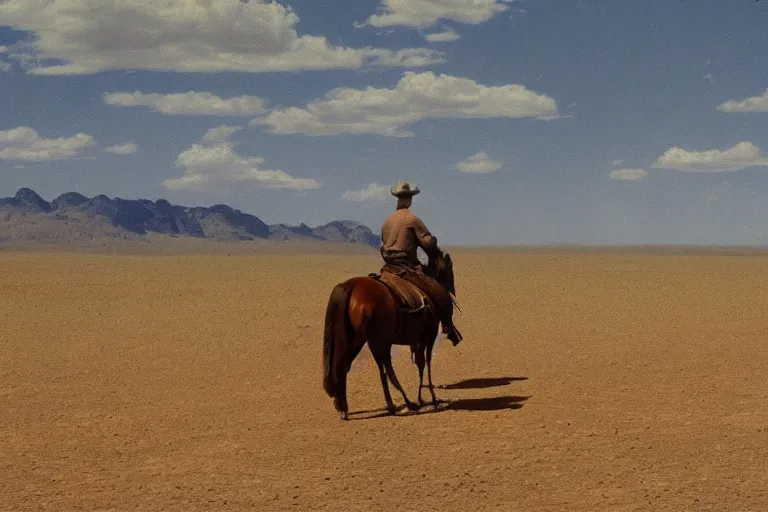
[379,181,463,346]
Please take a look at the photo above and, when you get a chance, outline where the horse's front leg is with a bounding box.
[426,337,439,405]
[414,345,427,406]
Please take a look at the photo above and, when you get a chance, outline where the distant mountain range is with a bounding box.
[0,188,381,248]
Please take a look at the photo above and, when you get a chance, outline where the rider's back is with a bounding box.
[380,209,435,264]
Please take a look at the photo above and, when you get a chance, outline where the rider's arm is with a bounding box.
[411,217,437,252]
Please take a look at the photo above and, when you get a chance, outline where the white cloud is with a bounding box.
[201,125,243,145]
[367,48,446,68]
[360,0,513,28]
[343,183,392,202]
[163,126,320,192]
[0,126,95,161]
[103,91,268,116]
[609,168,648,181]
[104,142,137,155]
[424,28,461,42]
[251,71,559,137]
[0,0,443,75]
[611,159,625,166]
[0,46,7,54]
[717,89,768,113]
[651,141,768,173]
[455,151,502,173]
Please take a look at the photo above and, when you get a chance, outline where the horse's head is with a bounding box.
[426,246,456,298]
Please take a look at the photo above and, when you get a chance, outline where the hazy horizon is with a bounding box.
[2,0,767,246]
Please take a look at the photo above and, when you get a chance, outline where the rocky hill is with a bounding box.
[0,188,380,248]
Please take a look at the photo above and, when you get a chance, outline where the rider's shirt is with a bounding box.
[380,208,437,265]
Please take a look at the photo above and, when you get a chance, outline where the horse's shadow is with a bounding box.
[441,395,529,411]
[437,376,528,390]
[347,396,530,420]
[347,376,529,420]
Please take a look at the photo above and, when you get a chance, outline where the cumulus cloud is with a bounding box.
[717,89,768,113]
[651,141,768,173]
[424,28,461,42]
[103,91,268,116]
[609,168,648,181]
[0,0,443,75]
[104,142,137,155]
[455,151,502,173]
[251,71,559,137]
[0,126,95,161]
[163,126,320,191]
[360,0,513,28]
[343,183,392,202]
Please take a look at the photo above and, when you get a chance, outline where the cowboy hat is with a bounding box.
[390,180,420,198]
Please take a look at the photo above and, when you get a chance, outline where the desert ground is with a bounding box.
[2,245,767,511]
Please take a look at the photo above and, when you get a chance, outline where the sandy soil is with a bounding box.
[1,247,767,511]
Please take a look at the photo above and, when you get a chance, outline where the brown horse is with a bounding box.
[322,248,457,420]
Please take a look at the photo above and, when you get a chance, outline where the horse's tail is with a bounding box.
[323,280,355,398]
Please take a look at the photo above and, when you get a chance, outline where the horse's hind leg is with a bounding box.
[383,354,419,412]
[334,371,349,421]
[370,346,397,415]
[336,337,366,421]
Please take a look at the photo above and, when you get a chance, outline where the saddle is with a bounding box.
[368,270,428,314]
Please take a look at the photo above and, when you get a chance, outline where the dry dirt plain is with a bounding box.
[2,246,768,511]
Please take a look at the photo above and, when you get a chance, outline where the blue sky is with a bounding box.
[1,0,767,245]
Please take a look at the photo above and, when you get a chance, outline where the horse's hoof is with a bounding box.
[339,411,348,421]
[406,402,420,412]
